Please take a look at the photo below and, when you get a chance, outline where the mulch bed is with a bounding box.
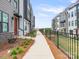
[0,39,35,59]
[46,37,69,59]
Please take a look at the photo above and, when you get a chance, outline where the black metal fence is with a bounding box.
[39,29,79,59]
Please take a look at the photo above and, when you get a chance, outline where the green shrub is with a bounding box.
[29,30,36,37]
[12,55,17,59]
[16,47,24,54]
[11,47,24,56]
[11,49,17,56]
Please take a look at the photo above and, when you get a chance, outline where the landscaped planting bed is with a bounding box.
[0,39,34,59]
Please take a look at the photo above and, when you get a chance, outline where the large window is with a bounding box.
[72,21,74,26]
[3,13,8,23]
[68,13,70,18]
[2,13,8,32]
[0,11,2,32]
[75,20,77,26]
[69,21,70,26]
[0,11,8,33]
[77,5,79,12]
[71,11,73,17]
[0,11,1,22]
[14,0,17,8]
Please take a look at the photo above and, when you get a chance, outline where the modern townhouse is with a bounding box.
[0,0,35,44]
[59,11,68,33]
[30,4,35,31]
[67,2,79,34]
[0,0,20,43]
[52,15,61,32]
[19,0,35,35]
[52,1,79,34]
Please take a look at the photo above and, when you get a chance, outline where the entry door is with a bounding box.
[14,16,18,35]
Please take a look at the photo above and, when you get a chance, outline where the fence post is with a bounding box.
[50,30,51,40]
[57,31,59,48]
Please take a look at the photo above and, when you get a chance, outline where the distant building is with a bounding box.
[19,0,35,35]
[52,15,60,32]
[67,2,79,34]
[52,1,79,34]
[59,11,68,33]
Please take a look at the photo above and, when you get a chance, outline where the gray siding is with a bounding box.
[0,0,18,43]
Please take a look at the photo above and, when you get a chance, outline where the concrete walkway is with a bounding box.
[23,31,55,59]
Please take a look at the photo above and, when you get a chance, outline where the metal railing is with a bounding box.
[40,29,79,59]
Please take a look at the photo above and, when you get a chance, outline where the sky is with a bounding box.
[30,0,77,28]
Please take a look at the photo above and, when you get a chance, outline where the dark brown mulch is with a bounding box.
[46,37,69,59]
[0,39,35,59]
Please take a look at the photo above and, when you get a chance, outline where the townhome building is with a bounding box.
[30,4,35,31]
[19,0,35,35]
[59,11,68,33]
[67,2,79,34]
[52,15,61,32]
[0,0,35,44]
[52,1,79,34]
[0,0,20,43]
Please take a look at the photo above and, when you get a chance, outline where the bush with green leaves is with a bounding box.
[12,55,17,59]
[21,39,33,48]
[29,30,36,37]
[16,47,24,54]
[11,49,17,56]
[11,47,24,56]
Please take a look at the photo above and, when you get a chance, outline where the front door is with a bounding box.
[14,16,18,35]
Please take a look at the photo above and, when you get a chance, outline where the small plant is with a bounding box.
[11,49,17,56]
[12,55,17,59]
[16,47,24,54]
[28,30,36,37]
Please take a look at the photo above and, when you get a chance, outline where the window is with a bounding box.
[68,13,70,18]
[72,21,74,26]
[3,13,8,22]
[69,21,70,26]
[0,11,1,22]
[0,11,8,33]
[75,20,77,26]
[70,30,73,34]
[71,11,73,17]
[0,11,2,33]
[3,23,8,32]
[2,12,8,32]
[14,0,17,8]
[75,10,76,16]
[77,5,79,12]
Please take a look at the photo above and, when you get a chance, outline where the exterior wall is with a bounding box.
[24,20,30,35]
[67,6,77,33]
[0,0,14,32]
[19,0,34,35]
[52,16,60,32]
[59,11,68,33]
[19,0,24,36]
[0,0,19,42]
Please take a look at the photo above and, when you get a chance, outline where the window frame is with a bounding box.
[69,21,71,26]
[2,12,9,32]
[0,10,9,33]
[71,11,73,17]
[14,0,17,9]
[72,21,74,26]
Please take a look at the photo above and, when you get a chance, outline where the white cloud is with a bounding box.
[70,0,77,3]
[40,7,64,14]
[34,4,65,28]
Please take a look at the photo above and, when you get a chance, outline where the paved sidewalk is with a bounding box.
[23,31,55,59]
